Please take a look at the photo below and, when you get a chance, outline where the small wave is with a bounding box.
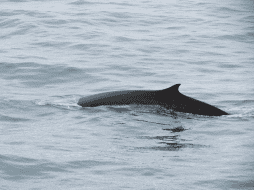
[0,114,30,123]
[226,112,254,119]
[34,95,80,110]
[163,126,186,132]
[218,6,244,13]
[137,134,207,151]
[69,0,95,5]
[0,154,67,181]
[0,62,94,87]
[42,19,68,27]
[115,36,135,42]
[148,143,208,151]
[31,41,71,48]
[225,102,254,118]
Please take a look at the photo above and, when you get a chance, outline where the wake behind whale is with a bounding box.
[78,84,228,116]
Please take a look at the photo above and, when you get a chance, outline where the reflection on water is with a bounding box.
[135,119,171,126]
[150,143,207,151]
[138,126,206,151]
[163,126,186,132]
[138,134,207,151]
[157,141,208,150]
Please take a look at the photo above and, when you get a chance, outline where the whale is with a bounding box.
[78,84,228,116]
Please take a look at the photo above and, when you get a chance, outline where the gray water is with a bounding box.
[1,0,254,189]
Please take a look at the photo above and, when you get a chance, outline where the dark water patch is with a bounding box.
[211,3,246,17]
[246,32,254,38]
[74,30,102,39]
[0,11,13,17]
[7,141,26,145]
[137,47,154,54]
[196,179,254,190]
[216,34,250,43]
[1,21,37,39]
[109,12,133,19]
[139,131,207,151]
[66,160,118,170]
[0,114,30,123]
[69,0,95,5]
[0,154,37,163]
[0,19,21,28]
[185,60,210,66]
[229,180,254,189]
[115,36,135,42]
[36,111,56,117]
[0,154,67,181]
[0,62,39,75]
[108,167,163,177]
[71,43,97,50]
[70,43,109,51]
[105,104,181,119]
[25,10,52,18]
[163,126,186,132]
[198,68,223,73]
[31,41,71,48]
[108,1,134,7]
[1,99,34,112]
[108,107,131,113]
[0,10,26,17]
[241,15,254,24]
[141,135,179,141]
[0,9,51,19]
[8,27,31,37]
[0,62,100,88]
[42,19,68,26]
[97,17,118,25]
[233,100,254,106]
[136,141,207,151]
[8,0,28,2]
[106,64,141,72]
[135,119,171,126]
[134,106,179,119]
[38,145,72,152]
[149,143,207,151]
[166,26,184,30]
[1,162,67,181]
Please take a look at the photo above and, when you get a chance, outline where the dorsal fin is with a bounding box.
[161,84,181,93]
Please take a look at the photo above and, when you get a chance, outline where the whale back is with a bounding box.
[78,90,159,107]
[160,84,181,94]
[78,84,228,116]
[157,84,228,116]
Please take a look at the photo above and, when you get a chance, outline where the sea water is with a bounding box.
[0,0,254,189]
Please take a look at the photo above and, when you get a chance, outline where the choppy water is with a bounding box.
[1,0,254,189]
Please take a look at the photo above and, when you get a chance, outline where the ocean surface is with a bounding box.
[1,0,254,189]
